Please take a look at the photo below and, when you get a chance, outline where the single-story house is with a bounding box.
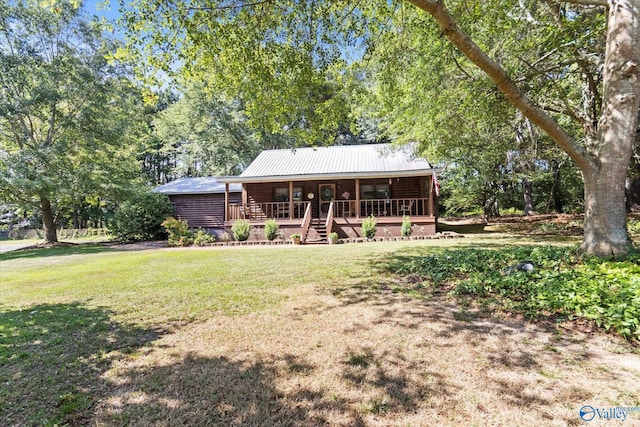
[153,177,242,234]
[217,143,438,242]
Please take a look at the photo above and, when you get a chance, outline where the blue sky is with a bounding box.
[84,0,121,22]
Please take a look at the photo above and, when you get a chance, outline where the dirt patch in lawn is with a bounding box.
[94,284,640,426]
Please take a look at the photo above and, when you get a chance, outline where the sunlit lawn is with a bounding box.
[1,236,539,325]
[2,234,639,426]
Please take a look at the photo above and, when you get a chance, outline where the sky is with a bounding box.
[84,0,121,22]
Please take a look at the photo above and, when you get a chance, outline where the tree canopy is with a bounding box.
[0,0,144,242]
[119,0,639,256]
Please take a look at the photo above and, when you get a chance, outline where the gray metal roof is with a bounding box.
[153,177,242,195]
[219,143,432,183]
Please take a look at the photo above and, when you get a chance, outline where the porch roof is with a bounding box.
[153,177,242,195]
[217,143,433,183]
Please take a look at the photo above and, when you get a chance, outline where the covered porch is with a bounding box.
[226,197,433,221]
[217,143,439,242]
[220,175,437,242]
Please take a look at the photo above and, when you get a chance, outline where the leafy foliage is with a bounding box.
[264,219,279,241]
[110,192,174,242]
[193,229,216,246]
[152,83,276,177]
[361,215,377,239]
[161,217,194,247]
[231,220,251,241]
[390,246,640,341]
[401,216,412,237]
[0,1,145,241]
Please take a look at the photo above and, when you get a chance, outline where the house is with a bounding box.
[154,177,242,234]
[217,143,438,242]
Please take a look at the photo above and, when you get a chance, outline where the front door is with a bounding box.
[318,184,336,219]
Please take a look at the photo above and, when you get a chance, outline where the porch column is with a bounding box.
[419,176,426,216]
[355,178,361,218]
[288,181,294,220]
[428,175,434,216]
[224,183,229,222]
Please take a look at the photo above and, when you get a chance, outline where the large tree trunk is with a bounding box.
[40,197,58,244]
[408,0,640,256]
[523,179,534,215]
[579,0,640,255]
[550,160,564,213]
[582,164,631,256]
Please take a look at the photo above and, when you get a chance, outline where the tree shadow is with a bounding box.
[96,352,368,427]
[0,244,118,262]
[0,303,163,426]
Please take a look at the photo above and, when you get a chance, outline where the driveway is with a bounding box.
[0,242,35,253]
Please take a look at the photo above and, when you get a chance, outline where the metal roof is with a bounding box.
[153,177,242,195]
[218,143,432,183]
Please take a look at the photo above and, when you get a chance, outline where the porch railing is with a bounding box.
[335,198,431,218]
[228,201,310,221]
[228,198,430,221]
[325,201,334,237]
[300,202,312,242]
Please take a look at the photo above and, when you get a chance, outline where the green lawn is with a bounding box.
[3,234,639,427]
[0,237,514,325]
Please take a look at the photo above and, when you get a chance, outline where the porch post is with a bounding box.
[224,183,229,222]
[355,178,361,218]
[288,180,294,220]
[419,177,426,216]
[428,175,434,216]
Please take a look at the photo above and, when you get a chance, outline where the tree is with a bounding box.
[0,1,143,243]
[404,0,639,256]
[153,83,291,177]
[121,0,639,256]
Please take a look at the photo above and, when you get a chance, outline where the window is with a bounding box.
[274,187,303,202]
[293,187,302,201]
[274,188,288,202]
[361,184,390,200]
[361,184,375,200]
[375,184,390,199]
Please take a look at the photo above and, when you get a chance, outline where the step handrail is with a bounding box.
[300,202,312,242]
[324,201,334,242]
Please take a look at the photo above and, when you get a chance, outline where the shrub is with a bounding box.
[193,229,215,246]
[264,219,279,241]
[401,215,412,237]
[389,245,640,341]
[161,217,193,246]
[220,232,232,242]
[110,192,174,242]
[231,219,251,241]
[361,215,377,238]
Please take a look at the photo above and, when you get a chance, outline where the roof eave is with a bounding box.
[217,169,434,184]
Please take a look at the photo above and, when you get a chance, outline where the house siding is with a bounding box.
[169,193,241,228]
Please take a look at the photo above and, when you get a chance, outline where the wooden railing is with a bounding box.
[228,198,430,221]
[335,198,431,218]
[300,202,312,242]
[325,201,334,239]
[228,201,310,221]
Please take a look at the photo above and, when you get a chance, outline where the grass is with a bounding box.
[1,235,639,426]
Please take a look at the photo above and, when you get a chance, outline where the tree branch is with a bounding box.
[553,0,607,6]
[404,0,594,171]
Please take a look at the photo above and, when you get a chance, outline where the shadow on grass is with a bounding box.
[96,352,370,426]
[0,303,163,426]
[0,244,118,262]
